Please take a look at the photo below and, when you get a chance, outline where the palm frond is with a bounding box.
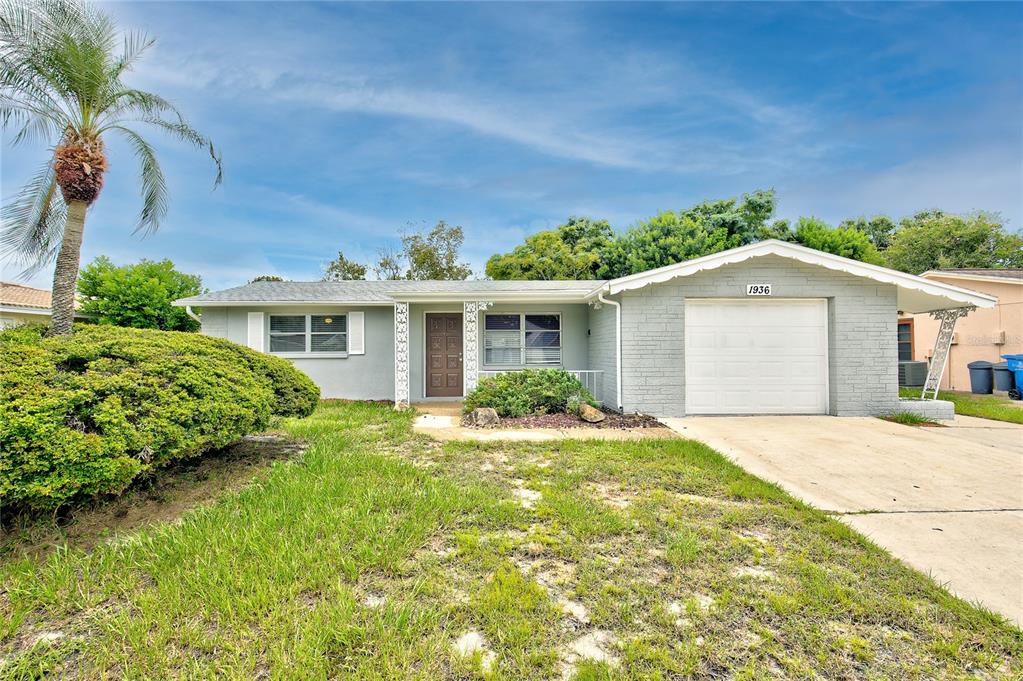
[109,124,167,235]
[0,156,67,275]
[108,28,153,78]
[141,115,223,188]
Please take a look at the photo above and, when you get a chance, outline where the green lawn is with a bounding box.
[900,387,1023,424]
[2,402,1020,678]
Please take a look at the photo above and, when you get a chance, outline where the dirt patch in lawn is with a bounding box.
[465,410,663,430]
[1,433,307,560]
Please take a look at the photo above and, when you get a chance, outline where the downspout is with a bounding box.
[597,287,623,411]
[185,305,201,324]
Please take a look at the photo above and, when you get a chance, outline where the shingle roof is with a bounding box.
[175,279,606,304]
[0,282,51,310]
[929,269,1023,281]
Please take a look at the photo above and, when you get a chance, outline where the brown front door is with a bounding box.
[426,313,463,397]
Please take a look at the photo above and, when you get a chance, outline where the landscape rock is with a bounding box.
[578,404,606,423]
[467,407,500,428]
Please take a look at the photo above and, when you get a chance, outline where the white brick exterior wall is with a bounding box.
[586,303,618,408]
[609,255,899,417]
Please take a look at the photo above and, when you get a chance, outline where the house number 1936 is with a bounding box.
[746,284,772,296]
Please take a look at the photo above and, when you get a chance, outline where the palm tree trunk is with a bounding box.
[48,200,88,336]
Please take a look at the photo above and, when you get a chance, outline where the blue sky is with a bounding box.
[2,1,1021,290]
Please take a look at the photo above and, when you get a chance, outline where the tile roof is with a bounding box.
[0,282,51,310]
[175,279,606,304]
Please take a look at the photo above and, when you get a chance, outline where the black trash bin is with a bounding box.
[967,360,994,394]
[992,362,1015,392]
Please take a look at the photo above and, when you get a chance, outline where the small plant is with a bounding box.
[463,369,597,417]
[883,411,939,426]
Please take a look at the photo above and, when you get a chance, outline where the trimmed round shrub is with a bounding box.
[0,324,319,511]
[463,368,598,417]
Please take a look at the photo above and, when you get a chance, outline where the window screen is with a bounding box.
[483,314,561,366]
[269,314,348,354]
[270,315,306,352]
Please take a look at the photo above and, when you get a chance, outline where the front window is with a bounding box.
[269,314,347,354]
[897,319,913,361]
[484,313,561,366]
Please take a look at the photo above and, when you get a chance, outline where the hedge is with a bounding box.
[0,324,319,511]
[463,368,598,417]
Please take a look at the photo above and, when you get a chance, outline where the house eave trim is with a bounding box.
[603,240,998,309]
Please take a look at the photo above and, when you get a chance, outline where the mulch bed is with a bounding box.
[463,409,663,430]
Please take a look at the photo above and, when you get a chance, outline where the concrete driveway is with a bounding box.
[661,414,1023,625]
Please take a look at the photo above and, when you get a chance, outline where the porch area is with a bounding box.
[394,299,611,407]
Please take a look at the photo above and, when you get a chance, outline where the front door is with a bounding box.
[426,313,463,397]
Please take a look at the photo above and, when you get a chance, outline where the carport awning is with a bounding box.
[597,240,998,314]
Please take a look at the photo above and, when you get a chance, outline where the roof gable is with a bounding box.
[600,240,997,314]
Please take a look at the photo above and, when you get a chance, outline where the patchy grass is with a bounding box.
[901,387,1023,424]
[881,411,941,427]
[2,401,1020,678]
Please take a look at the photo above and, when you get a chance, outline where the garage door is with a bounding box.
[684,299,828,415]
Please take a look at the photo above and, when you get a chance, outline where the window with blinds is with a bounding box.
[269,314,348,354]
[483,313,561,366]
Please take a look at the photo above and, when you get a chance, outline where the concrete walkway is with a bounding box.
[661,415,1023,625]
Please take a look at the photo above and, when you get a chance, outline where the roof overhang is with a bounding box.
[0,304,50,315]
[171,300,398,307]
[593,240,998,314]
[920,270,1023,286]
[397,290,603,304]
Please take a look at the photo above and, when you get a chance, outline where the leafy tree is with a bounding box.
[0,0,221,335]
[322,251,367,281]
[77,256,203,331]
[598,211,738,279]
[884,211,1023,274]
[792,217,884,264]
[374,248,403,281]
[486,217,614,280]
[839,215,897,250]
[376,221,472,280]
[250,274,284,283]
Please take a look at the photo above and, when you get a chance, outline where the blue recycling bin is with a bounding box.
[1002,355,1023,399]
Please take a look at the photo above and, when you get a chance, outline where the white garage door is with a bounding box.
[684,299,828,415]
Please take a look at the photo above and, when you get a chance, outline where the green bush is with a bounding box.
[0,324,319,511]
[463,369,597,417]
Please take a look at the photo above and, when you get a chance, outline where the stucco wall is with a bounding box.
[0,310,51,329]
[617,255,899,417]
[201,305,395,400]
[909,277,1022,391]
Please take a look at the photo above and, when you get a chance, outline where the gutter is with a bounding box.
[185,306,202,324]
[596,286,623,411]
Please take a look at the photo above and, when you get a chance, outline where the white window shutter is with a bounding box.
[247,312,265,352]
[348,311,365,355]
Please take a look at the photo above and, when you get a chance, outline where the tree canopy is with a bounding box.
[322,252,367,281]
[486,190,1021,280]
[882,211,1023,274]
[485,217,613,280]
[77,256,203,331]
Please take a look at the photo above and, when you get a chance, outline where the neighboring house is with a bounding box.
[901,269,1022,391]
[0,282,55,329]
[174,240,995,417]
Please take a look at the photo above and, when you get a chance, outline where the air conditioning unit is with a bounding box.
[899,360,929,387]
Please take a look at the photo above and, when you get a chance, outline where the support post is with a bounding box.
[463,301,492,396]
[394,302,409,408]
[921,307,973,400]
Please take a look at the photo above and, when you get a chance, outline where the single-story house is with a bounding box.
[0,282,57,329]
[900,269,1021,391]
[174,240,996,417]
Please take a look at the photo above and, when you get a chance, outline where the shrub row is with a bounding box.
[0,324,319,511]
[463,368,598,417]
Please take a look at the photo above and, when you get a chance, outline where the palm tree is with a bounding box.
[0,0,221,334]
